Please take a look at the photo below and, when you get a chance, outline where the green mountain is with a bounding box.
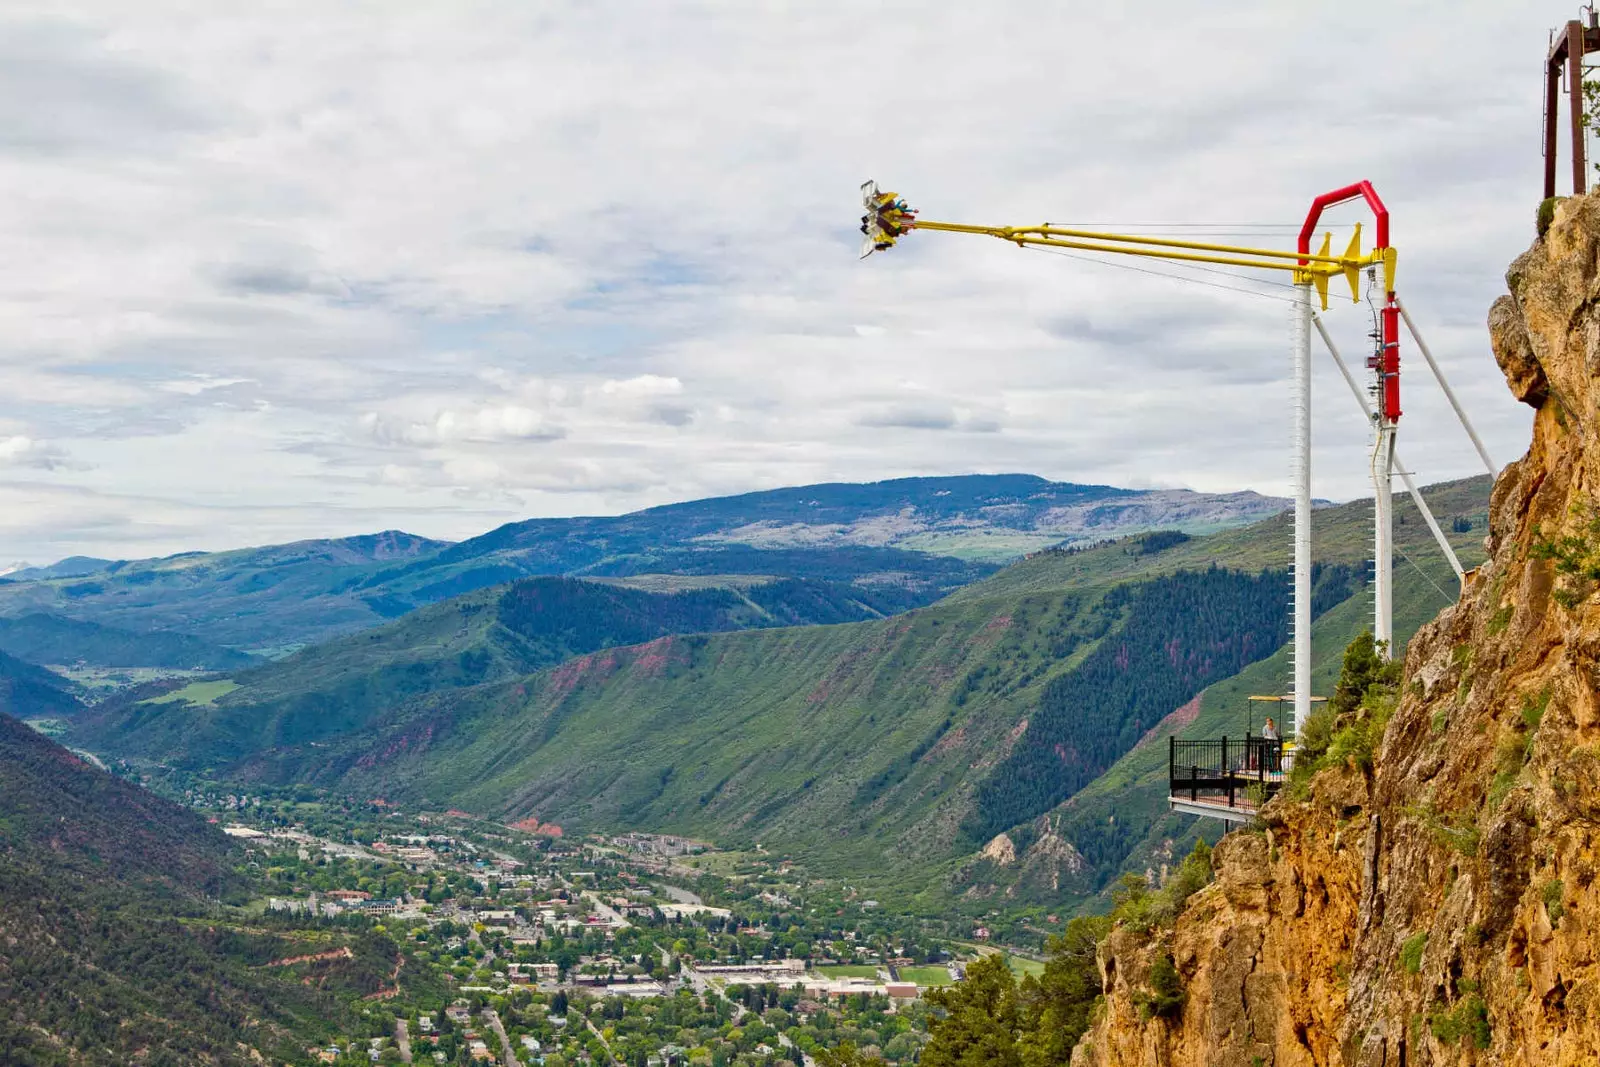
[0,531,449,653]
[0,713,375,1065]
[0,613,257,670]
[76,478,1488,913]
[77,573,911,766]
[0,649,81,720]
[3,556,116,581]
[0,475,1286,652]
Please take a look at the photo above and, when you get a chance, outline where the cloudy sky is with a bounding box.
[0,1,1559,563]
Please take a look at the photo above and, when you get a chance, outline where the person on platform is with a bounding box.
[1262,717,1278,741]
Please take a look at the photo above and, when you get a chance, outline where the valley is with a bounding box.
[48,474,1488,926]
[0,467,1492,1067]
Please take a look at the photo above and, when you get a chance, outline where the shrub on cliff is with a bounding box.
[1538,196,1563,238]
[1530,498,1600,608]
[1136,955,1186,1021]
[1109,838,1215,933]
[1288,630,1400,794]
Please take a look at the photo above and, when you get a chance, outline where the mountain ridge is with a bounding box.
[0,474,1290,652]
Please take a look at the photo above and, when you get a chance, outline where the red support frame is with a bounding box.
[1300,181,1400,423]
[1298,181,1389,258]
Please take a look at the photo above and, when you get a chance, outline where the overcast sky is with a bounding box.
[0,1,1559,563]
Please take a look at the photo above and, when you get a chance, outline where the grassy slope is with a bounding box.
[236,590,1102,883]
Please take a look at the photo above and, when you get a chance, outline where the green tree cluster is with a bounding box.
[971,567,1308,841]
[1289,630,1401,793]
[918,913,1112,1067]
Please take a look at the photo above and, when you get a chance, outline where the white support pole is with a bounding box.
[1371,426,1395,653]
[1312,313,1467,583]
[1292,283,1313,740]
[1395,299,1497,475]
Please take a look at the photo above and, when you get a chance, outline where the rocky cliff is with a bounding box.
[1075,195,1600,1066]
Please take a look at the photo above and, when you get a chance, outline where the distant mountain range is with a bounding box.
[3,555,122,581]
[72,476,1492,913]
[0,474,1289,651]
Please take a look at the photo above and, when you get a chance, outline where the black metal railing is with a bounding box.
[1169,734,1285,810]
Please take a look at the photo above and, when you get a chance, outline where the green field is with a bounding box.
[140,680,241,707]
[680,850,765,876]
[898,965,955,986]
[1006,956,1045,978]
[815,964,881,979]
[952,942,1047,978]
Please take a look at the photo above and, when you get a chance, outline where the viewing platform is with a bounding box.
[1168,735,1288,825]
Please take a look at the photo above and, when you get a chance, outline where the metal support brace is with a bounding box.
[1395,299,1497,476]
[1311,314,1467,583]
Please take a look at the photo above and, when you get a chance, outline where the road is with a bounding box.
[778,1032,815,1067]
[481,1009,522,1067]
[680,961,710,996]
[584,1016,620,1065]
[581,891,632,929]
[394,1018,412,1064]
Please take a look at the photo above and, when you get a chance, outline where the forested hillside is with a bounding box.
[0,713,380,1065]
[965,563,1356,842]
[0,612,256,670]
[0,649,81,719]
[74,573,900,767]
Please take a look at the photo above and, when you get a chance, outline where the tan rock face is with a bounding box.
[983,832,1018,865]
[1078,196,1600,1066]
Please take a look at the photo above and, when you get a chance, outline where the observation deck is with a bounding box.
[1168,735,1288,825]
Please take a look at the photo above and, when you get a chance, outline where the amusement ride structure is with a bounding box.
[858,181,1497,818]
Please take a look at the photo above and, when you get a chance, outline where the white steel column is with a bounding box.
[1371,425,1395,653]
[1292,283,1313,738]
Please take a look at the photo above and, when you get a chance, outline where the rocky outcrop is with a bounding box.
[1077,195,1600,1066]
[983,832,1019,865]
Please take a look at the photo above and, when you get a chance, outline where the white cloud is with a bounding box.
[0,1,1544,561]
[360,404,565,447]
[0,435,71,470]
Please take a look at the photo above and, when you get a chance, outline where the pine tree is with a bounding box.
[923,954,1024,1067]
